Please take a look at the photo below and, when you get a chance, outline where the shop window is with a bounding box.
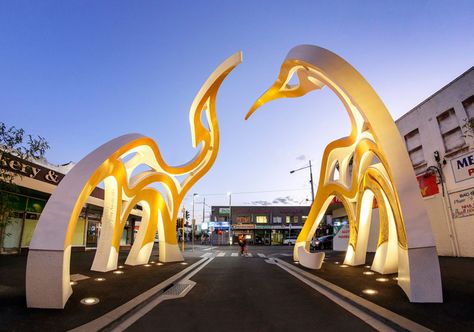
[285,216,291,223]
[273,216,282,224]
[462,95,474,119]
[256,215,268,224]
[437,109,465,153]
[236,216,250,223]
[404,129,425,167]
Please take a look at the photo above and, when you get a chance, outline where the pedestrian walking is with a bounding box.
[238,234,248,256]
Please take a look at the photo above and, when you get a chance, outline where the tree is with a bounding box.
[0,122,49,253]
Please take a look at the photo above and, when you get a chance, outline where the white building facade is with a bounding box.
[396,67,474,257]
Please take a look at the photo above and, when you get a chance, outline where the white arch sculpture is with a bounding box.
[246,45,442,303]
[26,52,242,308]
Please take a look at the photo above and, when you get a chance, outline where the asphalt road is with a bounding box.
[127,246,376,332]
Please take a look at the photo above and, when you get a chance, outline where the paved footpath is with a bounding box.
[1,245,473,331]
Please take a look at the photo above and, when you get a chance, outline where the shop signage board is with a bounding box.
[233,224,255,229]
[450,151,474,183]
[449,187,474,219]
[219,207,230,215]
[416,173,439,197]
[333,223,350,251]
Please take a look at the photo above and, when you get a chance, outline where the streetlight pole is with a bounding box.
[202,196,206,242]
[192,193,198,251]
[181,207,186,253]
[290,160,315,203]
[228,192,232,245]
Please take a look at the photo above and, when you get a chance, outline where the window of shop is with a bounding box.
[437,109,465,153]
[273,216,282,223]
[256,215,268,223]
[463,94,474,119]
[236,216,250,223]
[404,129,425,167]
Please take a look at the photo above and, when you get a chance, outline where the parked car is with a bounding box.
[283,236,297,245]
[311,235,333,250]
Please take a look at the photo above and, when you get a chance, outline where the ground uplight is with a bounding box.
[81,297,100,305]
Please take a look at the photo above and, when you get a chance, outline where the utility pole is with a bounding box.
[192,193,198,251]
[290,160,315,204]
[181,207,185,252]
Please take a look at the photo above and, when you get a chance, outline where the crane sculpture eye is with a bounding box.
[25,51,242,309]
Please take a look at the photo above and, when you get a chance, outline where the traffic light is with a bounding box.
[185,210,190,221]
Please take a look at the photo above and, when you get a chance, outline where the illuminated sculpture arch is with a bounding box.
[247,45,442,302]
[26,52,242,308]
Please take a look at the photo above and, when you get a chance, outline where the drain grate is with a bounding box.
[163,283,190,297]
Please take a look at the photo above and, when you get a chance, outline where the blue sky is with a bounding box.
[1,1,473,221]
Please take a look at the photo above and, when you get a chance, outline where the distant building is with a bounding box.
[209,205,333,245]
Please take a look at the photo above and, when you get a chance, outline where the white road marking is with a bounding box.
[69,257,210,332]
[112,257,215,332]
[70,274,89,281]
[274,258,432,332]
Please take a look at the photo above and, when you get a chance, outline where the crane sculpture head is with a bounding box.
[246,45,443,303]
[26,52,242,309]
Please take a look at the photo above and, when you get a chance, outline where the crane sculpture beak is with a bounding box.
[245,60,325,120]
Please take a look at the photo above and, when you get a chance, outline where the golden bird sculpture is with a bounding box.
[26,52,242,308]
[246,45,442,303]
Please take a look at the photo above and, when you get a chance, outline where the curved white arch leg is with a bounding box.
[297,246,325,269]
[91,176,120,272]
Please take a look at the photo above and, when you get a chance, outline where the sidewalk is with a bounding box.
[280,251,474,331]
[0,247,197,331]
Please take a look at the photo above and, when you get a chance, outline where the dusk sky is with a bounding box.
[1,1,473,222]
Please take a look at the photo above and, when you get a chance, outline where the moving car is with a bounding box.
[283,236,297,245]
[311,235,333,250]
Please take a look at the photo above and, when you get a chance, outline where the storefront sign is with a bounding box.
[233,224,255,230]
[1,152,64,184]
[450,151,474,183]
[416,173,439,197]
[209,221,229,229]
[255,225,273,229]
[333,224,350,251]
[218,207,230,215]
[449,188,474,219]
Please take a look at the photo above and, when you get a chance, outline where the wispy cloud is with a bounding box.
[272,196,299,205]
[250,200,272,206]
